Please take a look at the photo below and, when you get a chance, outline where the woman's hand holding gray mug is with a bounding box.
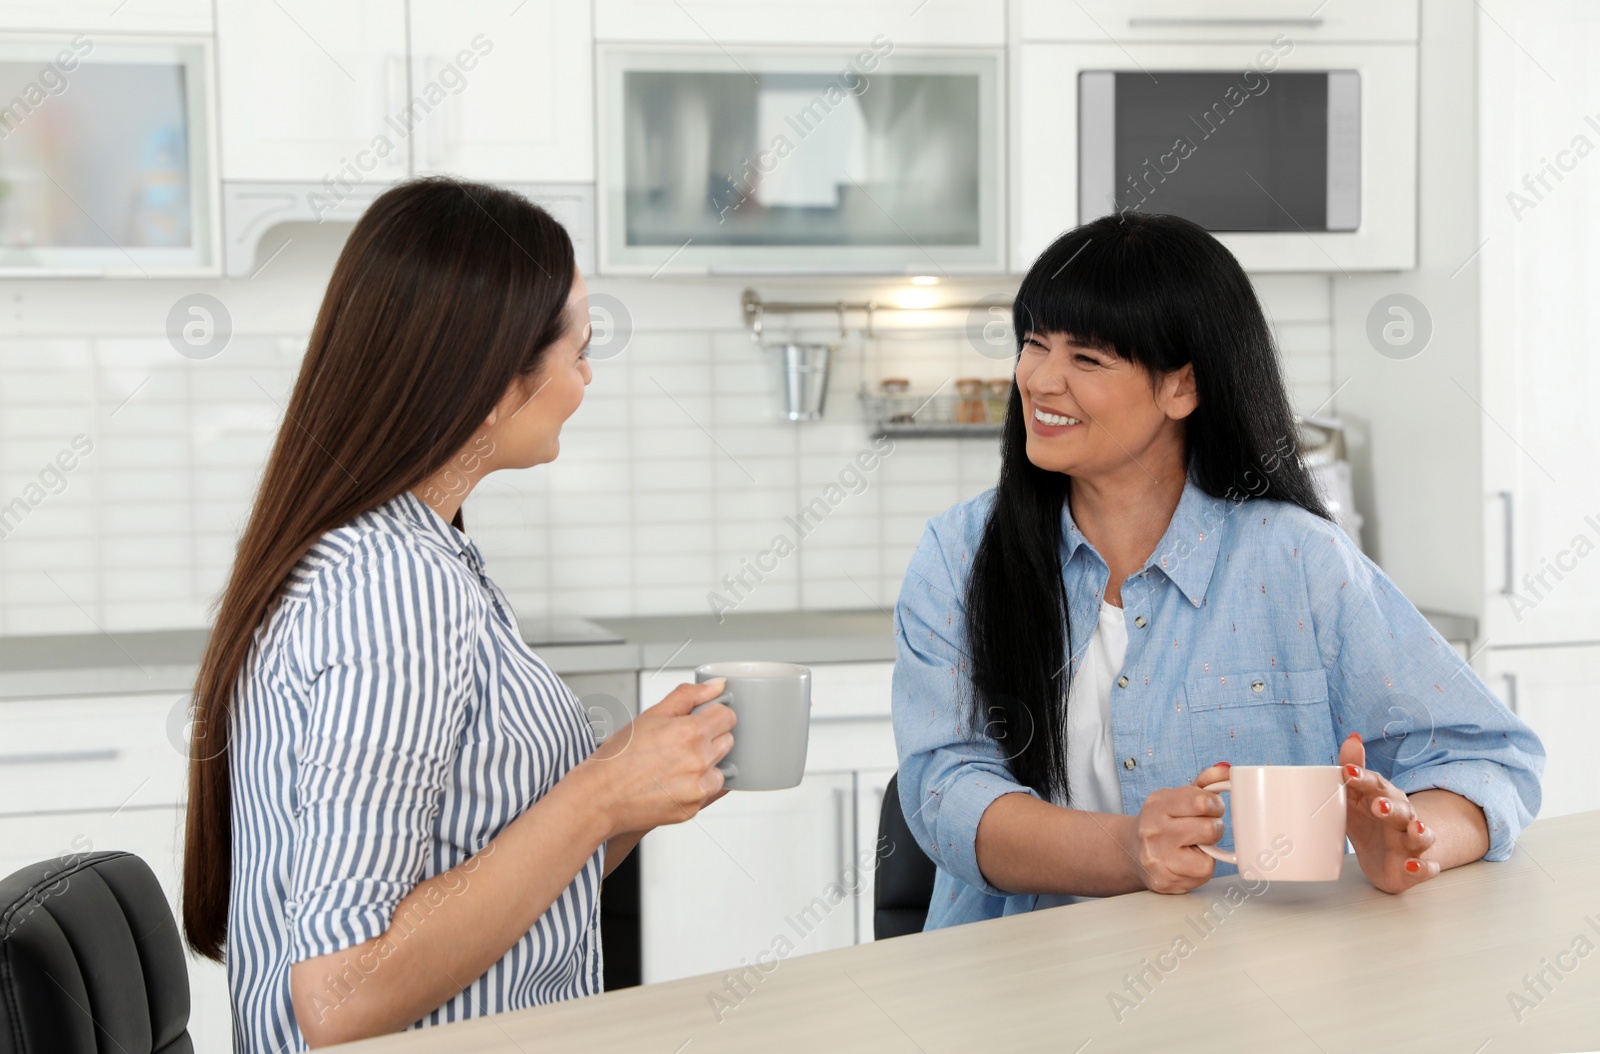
[572,678,737,838]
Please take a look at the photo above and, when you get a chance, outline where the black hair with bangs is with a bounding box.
[965,211,1332,804]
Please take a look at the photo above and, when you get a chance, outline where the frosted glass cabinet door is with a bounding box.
[217,0,409,182]
[598,48,1003,274]
[639,771,858,984]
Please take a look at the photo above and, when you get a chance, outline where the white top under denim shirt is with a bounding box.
[892,474,1546,931]
[228,490,603,1052]
[1033,599,1128,912]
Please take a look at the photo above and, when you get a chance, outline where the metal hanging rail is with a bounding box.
[740,288,1011,340]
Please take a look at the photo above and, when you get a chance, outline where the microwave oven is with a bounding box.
[1016,1,1418,271]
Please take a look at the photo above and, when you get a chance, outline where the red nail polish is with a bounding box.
[1214,762,1231,769]
[1344,764,1360,779]
[1415,821,1426,835]
[1378,799,1392,815]
[1405,859,1420,873]
[1345,731,1362,742]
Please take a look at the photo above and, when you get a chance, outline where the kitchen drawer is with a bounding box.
[809,662,894,720]
[642,661,896,775]
[641,660,893,721]
[0,694,190,817]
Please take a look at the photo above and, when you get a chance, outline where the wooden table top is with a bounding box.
[333,810,1600,1053]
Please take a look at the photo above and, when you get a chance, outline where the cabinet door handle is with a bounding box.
[1502,672,1518,715]
[1126,17,1325,28]
[388,53,411,174]
[0,749,119,765]
[1499,490,1516,595]
[832,786,850,891]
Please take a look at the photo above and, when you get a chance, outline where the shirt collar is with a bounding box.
[1061,473,1229,608]
[386,489,486,573]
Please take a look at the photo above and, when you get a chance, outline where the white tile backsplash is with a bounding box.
[0,267,1334,634]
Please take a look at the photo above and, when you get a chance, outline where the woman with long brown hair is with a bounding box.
[183,177,736,1051]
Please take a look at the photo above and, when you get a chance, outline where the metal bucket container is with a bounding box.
[774,342,833,421]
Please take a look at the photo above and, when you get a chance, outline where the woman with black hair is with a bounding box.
[891,213,1544,929]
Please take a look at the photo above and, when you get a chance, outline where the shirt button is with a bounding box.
[1134,616,1147,629]
[1251,679,1265,693]
[1123,757,1137,770]
[1117,675,1130,688]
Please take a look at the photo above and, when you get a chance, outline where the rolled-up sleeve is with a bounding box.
[1300,521,1545,860]
[288,536,483,962]
[892,523,1041,897]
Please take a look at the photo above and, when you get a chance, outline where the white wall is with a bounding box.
[0,220,1334,635]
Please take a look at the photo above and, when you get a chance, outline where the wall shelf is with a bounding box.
[861,392,1004,440]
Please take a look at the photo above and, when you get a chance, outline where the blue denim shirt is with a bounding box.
[891,476,1545,930]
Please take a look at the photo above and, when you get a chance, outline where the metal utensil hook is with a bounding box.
[741,288,764,344]
[835,300,847,339]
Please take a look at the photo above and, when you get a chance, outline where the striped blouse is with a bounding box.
[226,490,603,1053]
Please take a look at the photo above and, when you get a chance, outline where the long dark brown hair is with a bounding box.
[966,213,1332,804]
[182,177,576,960]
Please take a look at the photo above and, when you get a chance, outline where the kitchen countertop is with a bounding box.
[328,810,1600,1053]
[0,607,1474,702]
[0,610,896,701]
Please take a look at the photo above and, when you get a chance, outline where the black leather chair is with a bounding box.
[0,850,193,1054]
[873,772,938,939]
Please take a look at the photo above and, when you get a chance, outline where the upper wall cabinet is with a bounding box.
[594,0,1004,47]
[408,0,593,183]
[217,0,408,183]
[0,0,212,33]
[597,46,1003,274]
[0,35,218,275]
[1017,0,1417,43]
[216,0,596,275]
[217,0,592,184]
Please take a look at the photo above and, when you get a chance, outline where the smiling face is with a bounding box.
[1014,329,1198,480]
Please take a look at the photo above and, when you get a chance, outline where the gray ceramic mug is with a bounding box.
[692,661,811,790]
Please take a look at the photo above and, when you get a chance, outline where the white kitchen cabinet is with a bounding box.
[1486,647,1600,820]
[639,770,858,984]
[408,0,594,183]
[1017,1,1416,43]
[1478,0,1600,648]
[636,661,898,982]
[216,0,409,182]
[0,694,188,817]
[216,0,598,275]
[0,692,230,1046]
[219,0,593,182]
[1326,1,1599,708]
[593,0,1004,46]
[852,766,895,944]
[0,806,232,1052]
[0,0,212,33]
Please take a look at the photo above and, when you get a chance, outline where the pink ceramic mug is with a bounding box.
[1196,764,1348,881]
